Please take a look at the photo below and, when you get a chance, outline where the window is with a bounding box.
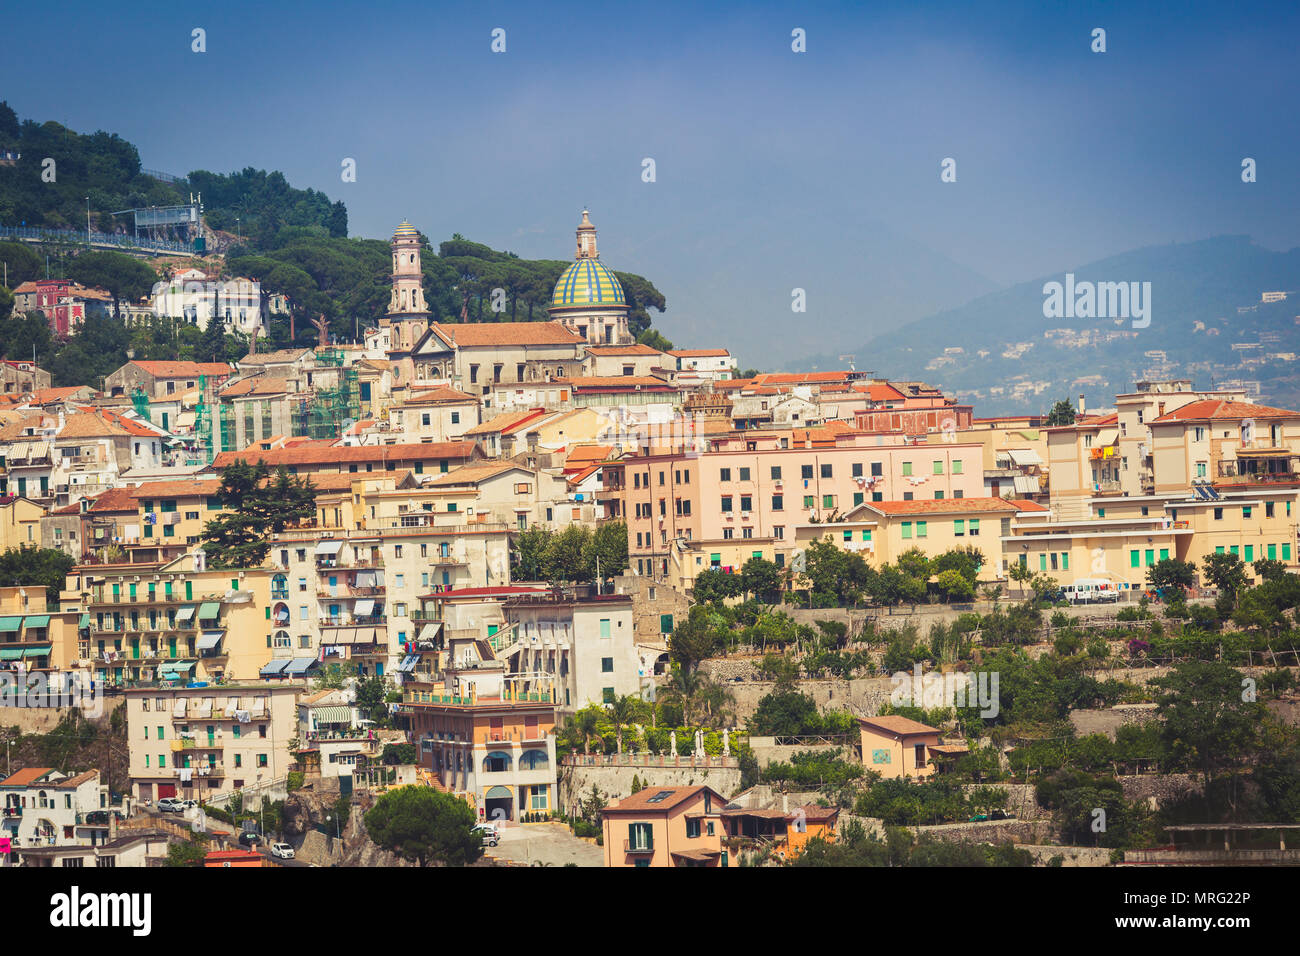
[770,466,782,480]
[720,496,733,513]
[803,495,815,508]
[820,463,832,478]
[901,522,912,539]
[822,495,835,509]
[852,463,863,478]
[969,519,979,536]
[1214,508,1223,520]
[954,520,965,536]
[601,657,614,672]
[771,495,784,511]
[952,460,963,474]
[934,490,944,500]
[902,462,913,476]
[719,468,731,482]
[686,818,701,839]
[599,619,611,638]
[738,467,750,481]
[916,521,927,538]
[740,496,752,512]
[1243,506,1253,519]
[800,464,813,480]
[933,461,944,475]
[853,492,864,506]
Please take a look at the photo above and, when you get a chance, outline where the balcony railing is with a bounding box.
[624,838,654,854]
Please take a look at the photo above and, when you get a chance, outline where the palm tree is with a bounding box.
[608,695,639,754]
[660,665,701,726]
[573,707,602,755]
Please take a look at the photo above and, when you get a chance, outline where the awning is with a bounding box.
[175,412,196,428]
[21,644,52,658]
[8,441,28,460]
[354,570,376,589]
[159,661,196,678]
[417,622,443,643]
[312,706,352,724]
[354,599,375,617]
[1006,448,1043,467]
[197,602,221,622]
[284,657,319,677]
[314,540,343,556]
[1013,475,1041,494]
[176,606,196,624]
[1096,428,1119,446]
[260,660,290,677]
[28,441,50,460]
[398,655,419,673]
[0,647,25,660]
[23,615,50,628]
[79,614,91,629]
[0,617,22,632]
[197,631,224,651]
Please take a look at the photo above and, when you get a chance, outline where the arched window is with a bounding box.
[483,751,512,773]
[519,749,549,771]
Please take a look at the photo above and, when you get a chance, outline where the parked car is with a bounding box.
[270,842,295,860]
[238,831,263,847]
[84,809,126,825]
[157,798,184,813]
[472,823,499,847]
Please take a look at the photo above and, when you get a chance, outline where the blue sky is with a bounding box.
[6,0,1299,366]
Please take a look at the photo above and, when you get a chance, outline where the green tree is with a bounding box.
[65,250,158,315]
[363,786,482,866]
[201,461,316,567]
[1152,661,1263,801]
[512,526,552,581]
[1202,551,1249,601]
[1045,399,1076,426]
[667,605,724,672]
[1008,560,1034,599]
[1147,558,1197,599]
[0,546,75,605]
[740,557,783,603]
[165,838,208,867]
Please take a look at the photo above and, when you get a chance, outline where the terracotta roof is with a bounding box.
[220,377,292,398]
[52,770,99,789]
[129,361,233,378]
[0,767,55,787]
[552,376,674,390]
[463,409,551,437]
[93,408,160,437]
[89,488,138,512]
[863,384,906,402]
[404,386,479,405]
[602,785,726,814]
[0,414,52,440]
[566,444,613,464]
[859,715,941,736]
[1011,499,1050,512]
[667,349,730,357]
[56,412,131,439]
[430,321,583,348]
[751,371,853,385]
[237,349,313,365]
[586,345,663,356]
[864,497,1022,516]
[25,387,90,404]
[426,462,525,485]
[211,441,480,469]
[566,464,602,485]
[128,479,224,500]
[1151,399,1300,423]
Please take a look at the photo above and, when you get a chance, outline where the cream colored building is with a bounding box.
[123,680,306,804]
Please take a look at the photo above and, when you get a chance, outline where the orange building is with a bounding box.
[602,785,730,867]
[859,715,943,779]
[204,849,266,867]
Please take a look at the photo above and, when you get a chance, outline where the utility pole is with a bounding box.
[86,196,91,247]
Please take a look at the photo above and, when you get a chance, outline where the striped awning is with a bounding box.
[354,599,375,617]
[79,614,91,628]
[312,706,352,724]
[197,631,224,651]
[159,660,197,678]
[260,660,290,677]
[417,622,443,643]
[314,540,343,556]
[21,644,51,658]
[176,605,196,623]
[198,602,221,622]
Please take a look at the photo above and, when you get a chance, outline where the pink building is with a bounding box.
[606,436,985,577]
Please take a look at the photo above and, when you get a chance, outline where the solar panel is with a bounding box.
[647,790,675,803]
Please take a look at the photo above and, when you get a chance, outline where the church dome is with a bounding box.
[551,258,626,309]
[392,220,419,240]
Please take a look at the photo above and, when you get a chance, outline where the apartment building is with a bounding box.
[65,554,277,687]
[401,640,557,823]
[607,438,984,579]
[1147,399,1300,493]
[602,785,731,867]
[123,680,306,804]
[209,439,484,478]
[390,386,480,441]
[583,344,668,378]
[295,688,377,780]
[103,360,233,402]
[500,591,638,711]
[0,584,80,676]
[0,768,126,866]
[425,461,574,531]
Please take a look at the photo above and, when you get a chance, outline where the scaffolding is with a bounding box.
[196,375,214,464]
[292,349,361,439]
[131,386,151,423]
[218,403,237,453]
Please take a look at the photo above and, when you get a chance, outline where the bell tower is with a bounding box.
[384,220,430,349]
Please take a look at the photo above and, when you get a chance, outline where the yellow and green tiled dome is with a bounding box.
[393,220,419,239]
[551,258,626,308]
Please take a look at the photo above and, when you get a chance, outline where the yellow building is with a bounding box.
[859,715,942,780]
[0,496,45,551]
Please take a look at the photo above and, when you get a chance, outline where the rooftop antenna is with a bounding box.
[838,354,856,371]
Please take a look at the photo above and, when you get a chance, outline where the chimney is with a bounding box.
[782,793,789,814]
[1078,394,1086,416]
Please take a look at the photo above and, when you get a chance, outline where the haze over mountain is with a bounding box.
[799,235,1300,415]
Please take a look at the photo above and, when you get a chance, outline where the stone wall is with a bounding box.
[0,698,124,735]
[1117,772,1203,809]
[1068,704,1160,740]
[558,762,744,813]
[912,818,1054,845]
[1017,844,1113,867]
[748,736,854,767]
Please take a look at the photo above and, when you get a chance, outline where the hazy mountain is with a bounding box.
[797,236,1300,415]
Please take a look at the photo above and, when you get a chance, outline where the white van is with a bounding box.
[1062,579,1120,604]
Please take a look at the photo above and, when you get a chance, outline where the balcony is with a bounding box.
[175,763,224,777]
[623,839,654,854]
[2,806,21,819]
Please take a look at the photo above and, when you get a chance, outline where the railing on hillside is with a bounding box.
[561,753,739,769]
[0,224,194,254]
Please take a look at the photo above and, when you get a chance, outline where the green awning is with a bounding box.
[197,602,221,622]
[159,660,197,677]
[23,615,50,628]
[21,644,51,658]
[0,617,22,632]
[312,706,352,724]
[79,614,91,628]
[0,647,25,660]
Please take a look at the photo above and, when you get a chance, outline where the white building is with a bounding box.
[1,768,127,866]
[152,269,264,336]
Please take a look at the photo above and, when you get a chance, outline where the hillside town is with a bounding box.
[0,210,1298,872]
